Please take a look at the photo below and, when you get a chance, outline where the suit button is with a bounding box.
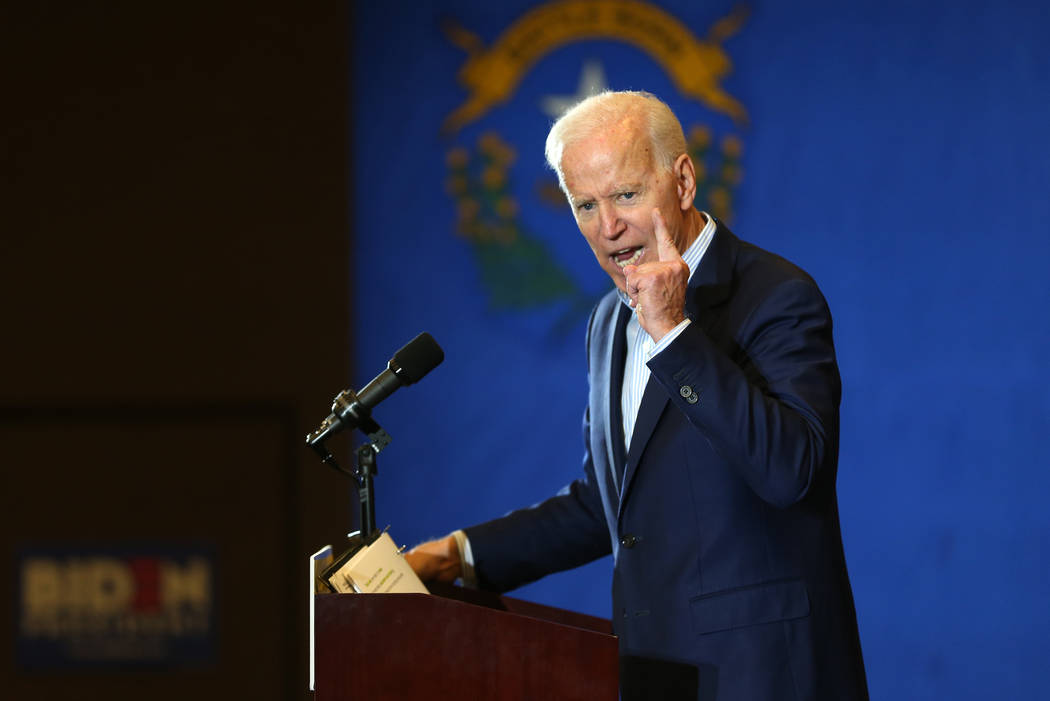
[679,385,693,398]
[686,392,699,405]
[620,534,637,549]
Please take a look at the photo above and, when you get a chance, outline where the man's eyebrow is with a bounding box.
[573,183,643,201]
[569,183,644,207]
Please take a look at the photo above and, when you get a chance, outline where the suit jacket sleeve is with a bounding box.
[647,275,841,508]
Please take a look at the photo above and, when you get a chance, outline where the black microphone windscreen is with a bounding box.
[392,332,444,383]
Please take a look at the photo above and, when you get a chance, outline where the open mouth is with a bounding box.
[612,247,643,268]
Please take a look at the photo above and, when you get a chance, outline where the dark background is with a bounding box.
[2,3,352,699]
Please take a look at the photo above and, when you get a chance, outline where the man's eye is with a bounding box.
[579,202,595,212]
[620,192,636,201]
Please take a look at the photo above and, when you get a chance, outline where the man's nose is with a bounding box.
[598,205,622,239]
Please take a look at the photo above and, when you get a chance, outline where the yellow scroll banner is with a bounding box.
[443,0,749,134]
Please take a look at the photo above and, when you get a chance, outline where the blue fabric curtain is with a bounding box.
[351,2,1050,698]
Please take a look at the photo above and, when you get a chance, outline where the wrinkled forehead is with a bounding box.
[562,118,655,178]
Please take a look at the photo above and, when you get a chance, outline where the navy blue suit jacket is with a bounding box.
[466,221,868,700]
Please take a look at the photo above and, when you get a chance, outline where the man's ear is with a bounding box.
[674,153,697,211]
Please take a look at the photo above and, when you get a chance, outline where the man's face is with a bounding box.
[561,121,692,293]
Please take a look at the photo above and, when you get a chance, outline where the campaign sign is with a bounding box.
[16,545,216,669]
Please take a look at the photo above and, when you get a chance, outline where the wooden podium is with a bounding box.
[313,585,619,700]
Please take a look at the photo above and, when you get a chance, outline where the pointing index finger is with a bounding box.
[652,209,681,262]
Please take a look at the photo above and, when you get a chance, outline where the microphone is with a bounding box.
[306,332,444,455]
[356,331,445,409]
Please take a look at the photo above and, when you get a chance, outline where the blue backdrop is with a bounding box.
[349,1,1050,698]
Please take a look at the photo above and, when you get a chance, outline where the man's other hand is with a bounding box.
[404,535,463,583]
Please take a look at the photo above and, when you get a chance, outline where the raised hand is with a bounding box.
[621,209,690,341]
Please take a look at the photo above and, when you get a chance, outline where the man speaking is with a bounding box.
[407,91,868,701]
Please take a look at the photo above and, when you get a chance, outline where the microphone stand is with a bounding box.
[355,443,377,540]
[306,388,392,544]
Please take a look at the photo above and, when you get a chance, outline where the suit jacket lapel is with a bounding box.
[686,219,734,328]
[605,301,630,495]
[618,374,669,515]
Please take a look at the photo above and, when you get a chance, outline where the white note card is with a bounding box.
[328,531,428,595]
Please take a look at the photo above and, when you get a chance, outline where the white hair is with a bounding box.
[544,90,688,194]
